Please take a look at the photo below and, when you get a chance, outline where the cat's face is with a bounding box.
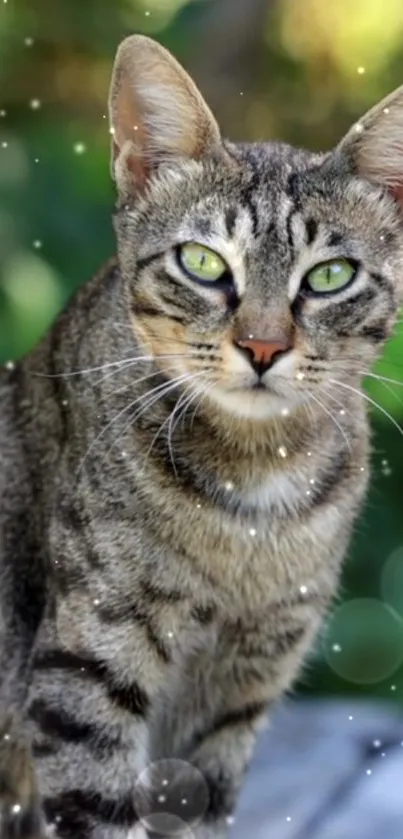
[109,36,403,421]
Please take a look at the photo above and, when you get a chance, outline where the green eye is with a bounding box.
[305,259,356,294]
[178,243,227,283]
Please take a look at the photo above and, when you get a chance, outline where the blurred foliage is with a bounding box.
[1,0,403,701]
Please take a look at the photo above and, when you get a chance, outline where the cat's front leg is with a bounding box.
[23,590,173,839]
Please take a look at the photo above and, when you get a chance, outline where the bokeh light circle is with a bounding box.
[134,758,208,835]
[324,598,403,684]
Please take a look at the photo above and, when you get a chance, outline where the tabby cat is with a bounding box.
[1,33,403,839]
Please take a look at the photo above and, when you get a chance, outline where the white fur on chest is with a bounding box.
[240,469,304,515]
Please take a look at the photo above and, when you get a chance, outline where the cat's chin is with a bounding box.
[207,386,297,421]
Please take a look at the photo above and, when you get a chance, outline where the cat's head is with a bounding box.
[108,35,403,421]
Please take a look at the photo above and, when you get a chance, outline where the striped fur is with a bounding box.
[1,34,403,839]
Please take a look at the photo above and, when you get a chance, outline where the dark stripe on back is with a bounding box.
[33,649,149,716]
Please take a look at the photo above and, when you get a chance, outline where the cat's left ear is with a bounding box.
[108,35,224,198]
[337,85,403,204]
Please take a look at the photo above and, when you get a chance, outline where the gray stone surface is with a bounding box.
[230,699,403,839]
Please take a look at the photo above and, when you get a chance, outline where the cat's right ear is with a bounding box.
[337,85,403,205]
[108,35,223,198]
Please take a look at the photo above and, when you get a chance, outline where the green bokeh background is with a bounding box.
[1,0,403,701]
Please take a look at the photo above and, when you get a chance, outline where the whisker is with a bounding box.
[306,389,352,452]
[359,371,403,388]
[91,353,195,389]
[34,352,197,382]
[76,373,191,477]
[143,378,199,469]
[107,372,204,464]
[330,378,403,437]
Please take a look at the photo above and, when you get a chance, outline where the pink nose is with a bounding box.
[234,337,292,374]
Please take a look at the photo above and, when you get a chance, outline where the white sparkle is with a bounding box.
[33,239,42,249]
[381,752,386,757]
[161,779,169,787]
[373,739,382,748]
[391,684,397,691]
[278,445,287,458]
[360,466,365,472]
[0,109,6,117]
[339,409,345,416]
[34,157,39,163]
[379,234,385,241]
[24,37,34,46]
[307,450,312,457]
[366,769,372,775]
[357,66,365,74]
[133,125,139,131]
[167,631,174,639]
[5,360,15,370]
[61,399,68,406]
[354,122,364,133]
[296,371,305,380]
[286,816,292,822]
[3,733,10,741]
[30,98,41,110]
[2,141,8,148]
[145,10,151,15]
[109,126,116,135]
[309,478,315,484]
[224,481,234,491]
[226,816,235,826]
[306,490,312,496]
[332,643,342,653]
[11,804,22,815]
[121,451,127,458]
[281,407,290,416]
[349,715,354,721]
[383,107,390,114]
[247,333,254,340]
[181,798,187,805]
[249,528,257,537]
[382,458,388,466]
[196,503,201,509]
[93,598,100,606]
[299,585,308,595]
[73,142,86,155]
[158,795,166,803]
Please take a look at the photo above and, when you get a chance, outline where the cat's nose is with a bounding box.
[234,336,292,375]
